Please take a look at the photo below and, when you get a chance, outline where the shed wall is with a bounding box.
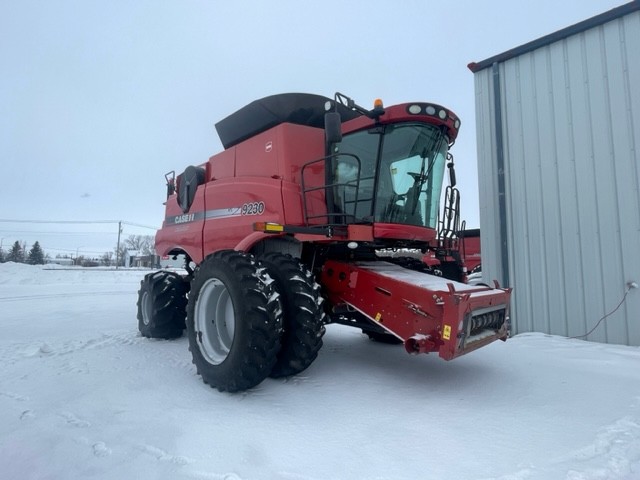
[473,10,640,345]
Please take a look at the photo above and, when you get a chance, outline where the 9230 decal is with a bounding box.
[241,201,265,215]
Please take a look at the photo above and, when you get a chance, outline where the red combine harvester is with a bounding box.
[137,92,511,392]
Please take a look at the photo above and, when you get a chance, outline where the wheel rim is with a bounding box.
[195,278,236,365]
[141,291,152,326]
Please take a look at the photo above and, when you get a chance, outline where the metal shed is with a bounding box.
[468,1,640,346]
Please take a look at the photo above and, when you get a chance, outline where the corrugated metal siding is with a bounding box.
[473,10,640,345]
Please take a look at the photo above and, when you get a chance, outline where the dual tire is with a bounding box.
[137,271,188,339]
[186,251,325,392]
[138,251,326,392]
[259,252,325,378]
[186,251,282,392]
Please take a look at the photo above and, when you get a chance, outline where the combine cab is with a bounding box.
[137,92,511,392]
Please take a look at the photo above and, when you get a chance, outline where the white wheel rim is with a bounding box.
[195,278,235,365]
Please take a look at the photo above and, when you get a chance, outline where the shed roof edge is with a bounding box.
[468,1,640,73]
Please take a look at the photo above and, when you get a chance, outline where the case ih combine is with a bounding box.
[137,92,511,392]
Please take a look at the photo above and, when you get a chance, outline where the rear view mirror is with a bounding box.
[324,112,342,145]
[165,171,176,199]
[448,161,457,187]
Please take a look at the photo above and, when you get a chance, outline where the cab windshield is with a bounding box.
[331,123,448,229]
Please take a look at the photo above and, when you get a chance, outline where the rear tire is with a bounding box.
[259,253,326,378]
[186,251,283,392]
[137,271,188,339]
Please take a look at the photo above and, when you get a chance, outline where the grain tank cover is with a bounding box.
[214,93,362,149]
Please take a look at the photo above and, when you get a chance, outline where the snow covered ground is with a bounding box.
[1,263,639,480]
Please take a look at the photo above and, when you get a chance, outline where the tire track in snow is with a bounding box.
[480,414,640,480]
[136,444,193,465]
[0,291,134,303]
[0,391,29,402]
[137,337,196,372]
[0,332,145,364]
[92,441,112,457]
[1,330,197,379]
[19,410,35,420]
[562,416,640,479]
[73,436,113,458]
[185,472,243,480]
[0,333,150,373]
[59,411,91,428]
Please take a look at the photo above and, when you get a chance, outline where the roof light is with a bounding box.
[373,98,384,109]
[408,104,422,114]
[425,105,436,115]
[438,109,447,119]
[454,119,461,129]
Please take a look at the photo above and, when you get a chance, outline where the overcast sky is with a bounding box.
[0,0,628,257]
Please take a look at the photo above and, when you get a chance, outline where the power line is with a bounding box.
[0,219,158,229]
[0,220,158,258]
[45,247,108,255]
[0,219,119,224]
[0,230,118,235]
[121,221,158,230]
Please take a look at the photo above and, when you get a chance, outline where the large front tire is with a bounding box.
[186,251,283,392]
[137,271,188,339]
[259,253,326,378]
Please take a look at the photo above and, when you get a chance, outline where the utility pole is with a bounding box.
[116,221,122,269]
[75,246,84,266]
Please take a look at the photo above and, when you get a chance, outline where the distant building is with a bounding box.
[46,258,74,266]
[123,249,158,268]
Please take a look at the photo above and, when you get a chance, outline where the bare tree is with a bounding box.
[124,235,155,256]
[101,251,113,266]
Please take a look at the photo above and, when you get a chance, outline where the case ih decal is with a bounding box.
[166,206,256,226]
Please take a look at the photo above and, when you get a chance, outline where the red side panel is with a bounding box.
[156,193,205,264]
[277,124,326,225]
[462,235,481,271]
[233,122,324,183]
[228,122,326,227]
[277,123,325,184]
[281,181,306,226]
[208,148,235,180]
[373,223,437,243]
[202,177,285,253]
